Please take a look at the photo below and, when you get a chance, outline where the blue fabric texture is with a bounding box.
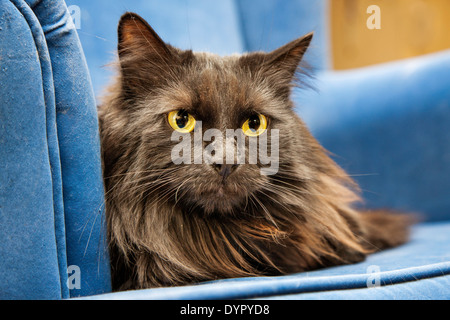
[0,0,110,299]
[84,222,450,300]
[296,50,450,222]
[235,0,329,70]
[65,0,245,98]
[1,0,449,300]
[0,0,66,299]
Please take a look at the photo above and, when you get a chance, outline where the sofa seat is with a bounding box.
[83,221,450,300]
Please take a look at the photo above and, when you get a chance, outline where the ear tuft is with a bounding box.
[265,32,314,78]
[116,13,181,98]
[118,12,172,60]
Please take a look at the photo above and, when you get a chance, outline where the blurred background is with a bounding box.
[64,0,450,221]
[65,0,450,95]
[331,0,450,69]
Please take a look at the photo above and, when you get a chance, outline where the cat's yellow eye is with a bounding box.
[168,110,196,133]
[242,114,268,137]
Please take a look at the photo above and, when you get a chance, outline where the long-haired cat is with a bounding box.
[99,12,413,291]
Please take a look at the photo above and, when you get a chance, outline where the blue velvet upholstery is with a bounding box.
[83,221,450,300]
[296,50,450,222]
[235,0,329,70]
[1,0,449,300]
[65,0,245,98]
[0,0,110,299]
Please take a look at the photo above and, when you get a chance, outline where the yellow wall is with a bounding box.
[330,0,450,70]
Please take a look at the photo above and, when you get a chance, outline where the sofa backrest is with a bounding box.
[65,0,329,97]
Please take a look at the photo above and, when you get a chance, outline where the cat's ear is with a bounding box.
[117,13,183,97]
[264,32,313,78]
[241,32,313,97]
[118,12,173,62]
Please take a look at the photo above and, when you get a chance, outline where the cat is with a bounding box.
[99,12,414,291]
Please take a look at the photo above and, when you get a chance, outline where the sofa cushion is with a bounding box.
[83,221,450,299]
[235,0,329,70]
[296,50,450,222]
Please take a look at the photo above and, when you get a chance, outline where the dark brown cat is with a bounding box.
[99,12,413,291]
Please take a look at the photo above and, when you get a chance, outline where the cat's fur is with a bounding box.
[99,12,413,291]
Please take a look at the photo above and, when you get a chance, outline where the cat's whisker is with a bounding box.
[257,186,294,213]
[127,179,176,199]
[174,177,192,205]
[104,168,177,180]
[113,166,185,189]
[249,193,279,229]
[267,176,332,198]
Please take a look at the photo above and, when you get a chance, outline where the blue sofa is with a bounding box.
[0,0,449,300]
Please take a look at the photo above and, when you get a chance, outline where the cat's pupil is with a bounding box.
[248,115,261,132]
[176,110,189,128]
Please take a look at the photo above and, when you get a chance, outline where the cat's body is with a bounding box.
[99,13,413,291]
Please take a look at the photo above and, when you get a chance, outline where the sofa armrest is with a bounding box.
[0,0,111,299]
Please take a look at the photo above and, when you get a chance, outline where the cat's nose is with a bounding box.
[213,164,238,180]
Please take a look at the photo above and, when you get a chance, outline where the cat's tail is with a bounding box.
[357,209,418,252]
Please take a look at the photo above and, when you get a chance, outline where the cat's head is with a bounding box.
[102,12,314,215]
